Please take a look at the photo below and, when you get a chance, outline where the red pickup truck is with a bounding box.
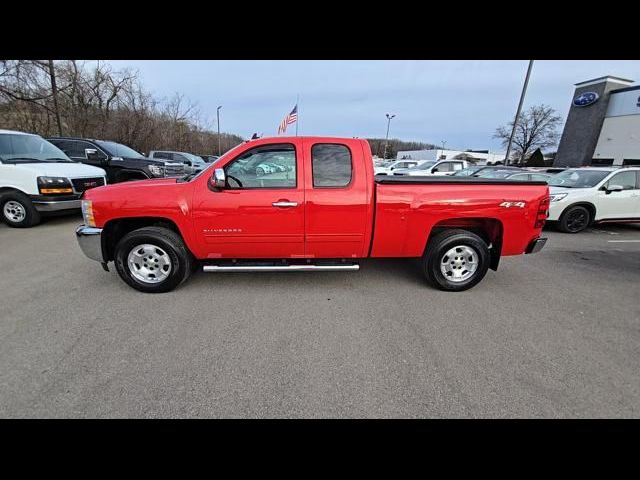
[76,136,549,293]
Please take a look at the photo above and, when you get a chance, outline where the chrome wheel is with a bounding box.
[440,245,478,283]
[127,244,172,284]
[3,200,26,223]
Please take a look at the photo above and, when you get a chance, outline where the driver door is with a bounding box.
[191,142,305,258]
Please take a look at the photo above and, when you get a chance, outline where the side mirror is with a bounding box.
[432,167,439,173]
[605,184,623,194]
[210,168,226,189]
[85,148,106,164]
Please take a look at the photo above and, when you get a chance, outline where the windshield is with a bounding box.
[95,140,145,159]
[453,166,482,176]
[477,169,516,179]
[408,161,436,170]
[548,169,611,188]
[0,133,72,163]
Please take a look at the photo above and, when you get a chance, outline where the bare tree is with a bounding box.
[0,59,244,155]
[494,104,562,164]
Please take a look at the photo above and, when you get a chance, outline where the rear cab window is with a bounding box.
[311,143,352,188]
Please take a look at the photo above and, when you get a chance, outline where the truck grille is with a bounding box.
[163,162,186,177]
[71,177,105,193]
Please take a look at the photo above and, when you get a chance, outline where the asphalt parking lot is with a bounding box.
[1,214,639,418]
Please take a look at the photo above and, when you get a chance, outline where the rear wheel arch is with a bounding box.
[425,218,503,271]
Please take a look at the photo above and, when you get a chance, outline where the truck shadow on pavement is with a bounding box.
[184,258,428,292]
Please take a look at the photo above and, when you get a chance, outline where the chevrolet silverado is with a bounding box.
[76,136,549,293]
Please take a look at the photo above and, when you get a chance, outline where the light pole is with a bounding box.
[441,140,446,158]
[216,105,222,156]
[504,60,534,166]
[383,113,396,159]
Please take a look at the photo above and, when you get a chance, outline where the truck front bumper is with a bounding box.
[76,225,105,262]
[525,237,547,254]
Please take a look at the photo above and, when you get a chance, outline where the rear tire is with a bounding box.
[114,226,193,293]
[558,205,591,233]
[1,192,41,228]
[423,229,490,292]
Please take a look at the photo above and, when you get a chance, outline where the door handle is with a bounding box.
[272,201,298,208]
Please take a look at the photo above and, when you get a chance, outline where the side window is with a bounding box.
[452,162,464,171]
[312,143,352,188]
[153,152,171,160]
[224,144,296,189]
[606,171,637,190]
[173,153,189,164]
[437,162,453,172]
[66,140,92,159]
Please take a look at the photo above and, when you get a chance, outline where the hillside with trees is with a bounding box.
[0,60,243,155]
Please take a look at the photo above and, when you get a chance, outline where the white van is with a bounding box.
[0,129,107,227]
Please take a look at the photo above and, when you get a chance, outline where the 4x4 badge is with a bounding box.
[500,201,526,208]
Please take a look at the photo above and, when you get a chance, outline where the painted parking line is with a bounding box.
[607,240,640,243]
[591,228,620,235]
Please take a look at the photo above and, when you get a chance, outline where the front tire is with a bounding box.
[423,229,490,291]
[1,192,41,228]
[558,205,591,233]
[114,226,193,293]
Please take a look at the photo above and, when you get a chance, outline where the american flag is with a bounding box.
[278,104,298,134]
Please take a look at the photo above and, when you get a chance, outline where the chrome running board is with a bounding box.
[202,264,360,273]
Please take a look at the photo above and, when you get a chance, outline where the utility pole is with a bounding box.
[504,60,534,166]
[48,60,63,136]
[441,140,446,158]
[383,113,396,160]
[216,105,222,156]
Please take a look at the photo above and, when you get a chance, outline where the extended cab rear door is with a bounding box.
[302,139,372,258]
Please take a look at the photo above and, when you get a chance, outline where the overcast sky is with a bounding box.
[107,60,640,152]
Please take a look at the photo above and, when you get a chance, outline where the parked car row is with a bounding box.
[375,159,470,176]
[0,129,220,228]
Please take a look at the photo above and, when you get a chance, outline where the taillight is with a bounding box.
[535,197,550,228]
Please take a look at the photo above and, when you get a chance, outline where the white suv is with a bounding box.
[547,167,640,233]
[0,130,107,228]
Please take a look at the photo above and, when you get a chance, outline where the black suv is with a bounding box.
[46,137,186,184]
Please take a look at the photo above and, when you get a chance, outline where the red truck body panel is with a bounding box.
[372,182,547,257]
[85,136,548,261]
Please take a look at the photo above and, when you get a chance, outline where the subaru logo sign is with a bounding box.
[573,91,599,107]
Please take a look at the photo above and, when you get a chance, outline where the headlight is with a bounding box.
[81,200,95,227]
[37,176,73,194]
[149,165,165,177]
[549,193,568,202]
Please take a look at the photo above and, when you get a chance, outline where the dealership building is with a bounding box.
[554,76,640,167]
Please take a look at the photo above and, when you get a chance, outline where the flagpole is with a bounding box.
[295,94,299,136]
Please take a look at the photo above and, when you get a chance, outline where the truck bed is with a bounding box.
[370,176,549,258]
[375,175,548,186]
